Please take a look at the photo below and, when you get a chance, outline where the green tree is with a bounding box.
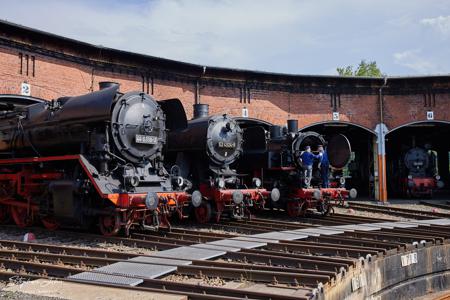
[337,60,383,77]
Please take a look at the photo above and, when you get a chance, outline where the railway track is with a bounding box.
[1,216,449,299]
[420,201,450,210]
[1,209,449,299]
[347,202,450,219]
[0,239,308,300]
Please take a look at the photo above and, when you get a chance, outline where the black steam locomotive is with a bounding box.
[166,104,275,223]
[399,146,443,198]
[237,118,357,217]
[0,83,191,235]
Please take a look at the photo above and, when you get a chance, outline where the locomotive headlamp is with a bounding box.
[217,178,226,189]
[349,188,357,199]
[339,177,346,186]
[145,192,159,210]
[125,175,140,187]
[435,175,441,180]
[407,175,413,179]
[271,188,280,202]
[313,189,321,200]
[191,190,203,208]
[253,177,262,188]
[232,190,244,204]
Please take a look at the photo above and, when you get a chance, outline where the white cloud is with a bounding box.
[393,49,439,74]
[420,15,450,36]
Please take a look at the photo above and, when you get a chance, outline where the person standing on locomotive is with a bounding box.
[300,146,321,188]
[318,145,330,188]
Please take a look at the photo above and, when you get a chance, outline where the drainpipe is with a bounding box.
[377,77,388,202]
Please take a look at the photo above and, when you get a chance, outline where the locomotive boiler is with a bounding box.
[0,83,191,235]
[237,118,357,217]
[400,146,443,198]
[166,104,276,223]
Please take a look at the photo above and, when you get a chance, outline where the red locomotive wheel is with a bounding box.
[195,202,212,224]
[10,206,32,228]
[0,205,10,224]
[99,214,121,236]
[286,201,301,218]
[41,217,60,231]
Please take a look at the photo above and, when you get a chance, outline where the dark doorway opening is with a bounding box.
[386,122,450,199]
[300,122,375,198]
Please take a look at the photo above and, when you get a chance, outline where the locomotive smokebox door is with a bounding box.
[327,134,351,169]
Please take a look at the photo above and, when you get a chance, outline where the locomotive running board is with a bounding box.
[0,154,120,199]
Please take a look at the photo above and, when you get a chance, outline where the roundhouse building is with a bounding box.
[1,20,450,201]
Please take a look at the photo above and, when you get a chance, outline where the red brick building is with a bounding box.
[1,20,450,201]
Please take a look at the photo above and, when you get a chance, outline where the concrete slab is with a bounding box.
[6,278,187,300]
[421,218,450,226]
[368,222,396,229]
[208,238,266,249]
[252,231,306,240]
[294,228,344,235]
[394,222,420,228]
[277,231,309,240]
[154,246,226,261]
[95,261,176,279]
[129,256,191,266]
[69,272,143,286]
[373,222,419,229]
[329,224,381,231]
[232,236,281,243]
[190,243,242,252]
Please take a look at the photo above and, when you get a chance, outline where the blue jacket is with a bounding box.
[320,151,329,167]
[300,151,320,167]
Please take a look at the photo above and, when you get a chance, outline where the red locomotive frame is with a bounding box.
[0,155,191,235]
[195,183,269,223]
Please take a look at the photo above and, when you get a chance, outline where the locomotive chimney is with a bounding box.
[99,81,120,90]
[287,119,298,133]
[270,125,283,139]
[193,103,209,119]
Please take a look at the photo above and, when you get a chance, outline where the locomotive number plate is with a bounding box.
[135,134,158,144]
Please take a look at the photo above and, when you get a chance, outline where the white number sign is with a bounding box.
[332,112,340,121]
[21,82,31,96]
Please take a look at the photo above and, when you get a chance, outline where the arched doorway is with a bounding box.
[386,121,450,199]
[300,122,376,198]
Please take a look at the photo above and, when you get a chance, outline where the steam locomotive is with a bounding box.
[237,118,357,217]
[0,83,192,235]
[400,146,444,198]
[165,104,276,223]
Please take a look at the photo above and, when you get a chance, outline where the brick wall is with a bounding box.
[0,43,449,132]
[384,94,450,130]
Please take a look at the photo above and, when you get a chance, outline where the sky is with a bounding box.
[0,0,449,76]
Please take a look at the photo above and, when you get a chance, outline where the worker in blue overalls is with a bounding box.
[318,145,330,188]
[300,146,321,188]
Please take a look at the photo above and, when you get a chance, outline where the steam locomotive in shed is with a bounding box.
[0,83,192,235]
[165,104,277,223]
[398,146,444,198]
[236,118,357,217]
